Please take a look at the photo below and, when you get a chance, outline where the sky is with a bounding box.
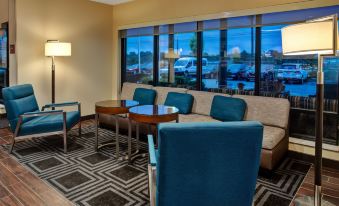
[127,26,284,57]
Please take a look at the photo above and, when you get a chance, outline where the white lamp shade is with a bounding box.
[45,42,72,57]
[282,21,337,55]
[165,48,180,59]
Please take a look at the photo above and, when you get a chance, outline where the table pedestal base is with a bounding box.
[95,114,122,160]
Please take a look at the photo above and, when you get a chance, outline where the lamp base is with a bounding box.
[294,196,335,206]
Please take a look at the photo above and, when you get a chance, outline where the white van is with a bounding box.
[174,57,208,76]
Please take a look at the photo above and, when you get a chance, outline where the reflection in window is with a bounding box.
[126,36,154,84]
[202,30,221,90]
[226,28,255,91]
[173,33,197,89]
[159,35,169,83]
[261,25,317,97]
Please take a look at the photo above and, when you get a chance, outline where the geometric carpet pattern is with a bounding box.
[6,125,310,206]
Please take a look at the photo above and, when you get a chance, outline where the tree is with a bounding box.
[189,35,197,54]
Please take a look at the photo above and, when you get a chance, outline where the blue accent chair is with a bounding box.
[148,121,263,206]
[2,84,81,153]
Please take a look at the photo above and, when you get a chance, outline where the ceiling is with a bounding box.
[90,0,133,6]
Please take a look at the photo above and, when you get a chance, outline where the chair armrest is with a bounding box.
[22,110,64,118]
[148,135,157,166]
[42,102,80,111]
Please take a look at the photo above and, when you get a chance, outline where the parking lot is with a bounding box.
[203,78,317,97]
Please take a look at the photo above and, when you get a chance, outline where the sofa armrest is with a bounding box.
[148,135,157,166]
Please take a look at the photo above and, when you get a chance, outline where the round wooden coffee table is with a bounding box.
[95,100,139,160]
[127,105,179,161]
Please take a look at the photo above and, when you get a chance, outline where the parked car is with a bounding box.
[139,63,153,74]
[227,64,248,80]
[277,63,309,84]
[127,64,139,75]
[174,57,209,76]
[127,63,153,75]
[245,67,255,81]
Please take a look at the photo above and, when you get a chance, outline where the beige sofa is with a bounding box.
[99,82,290,170]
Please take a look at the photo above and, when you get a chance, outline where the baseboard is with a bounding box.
[288,151,339,170]
[81,114,95,121]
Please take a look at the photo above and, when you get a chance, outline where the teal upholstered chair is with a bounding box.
[2,84,81,153]
[148,121,263,206]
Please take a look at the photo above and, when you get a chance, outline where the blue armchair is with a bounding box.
[148,121,263,206]
[2,84,81,153]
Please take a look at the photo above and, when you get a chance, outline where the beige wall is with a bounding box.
[16,0,113,116]
[0,0,8,24]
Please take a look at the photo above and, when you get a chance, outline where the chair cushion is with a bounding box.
[262,126,286,150]
[188,90,230,116]
[121,82,153,100]
[210,96,247,121]
[2,84,39,132]
[179,114,221,123]
[164,92,193,114]
[133,88,156,105]
[154,87,188,105]
[19,111,80,136]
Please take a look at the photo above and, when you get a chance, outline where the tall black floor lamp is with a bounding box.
[45,40,72,103]
[282,15,338,206]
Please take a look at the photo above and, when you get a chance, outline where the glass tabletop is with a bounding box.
[95,100,139,108]
[129,105,179,116]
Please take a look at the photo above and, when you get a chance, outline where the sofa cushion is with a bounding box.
[154,87,188,105]
[133,88,156,105]
[121,82,153,100]
[179,114,221,123]
[164,92,194,114]
[233,95,290,129]
[187,90,230,116]
[210,96,247,121]
[262,126,285,150]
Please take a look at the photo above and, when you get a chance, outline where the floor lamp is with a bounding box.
[45,40,72,103]
[165,48,180,84]
[282,15,338,206]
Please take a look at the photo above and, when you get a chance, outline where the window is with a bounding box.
[159,35,169,83]
[121,5,339,145]
[261,25,317,97]
[202,30,221,90]
[173,32,197,89]
[126,36,154,84]
[226,28,255,91]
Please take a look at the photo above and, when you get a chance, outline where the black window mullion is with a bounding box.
[153,35,159,86]
[219,29,227,88]
[168,33,174,84]
[196,31,203,91]
[254,15,262,96]
[121,38,127,88]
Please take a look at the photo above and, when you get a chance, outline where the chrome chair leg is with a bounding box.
[136,123,139,152]
[63,113,67,153]
[95,113,99,152]
[78,120,82,138]
[127,118,132,163]
[9,138,15,154]
[63,131,67,153]
[115,115,120,160]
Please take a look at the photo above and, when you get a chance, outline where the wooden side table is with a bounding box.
[128,105,179,162]
[95,100,139,160]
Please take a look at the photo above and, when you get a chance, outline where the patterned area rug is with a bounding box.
[5,126,310,206]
